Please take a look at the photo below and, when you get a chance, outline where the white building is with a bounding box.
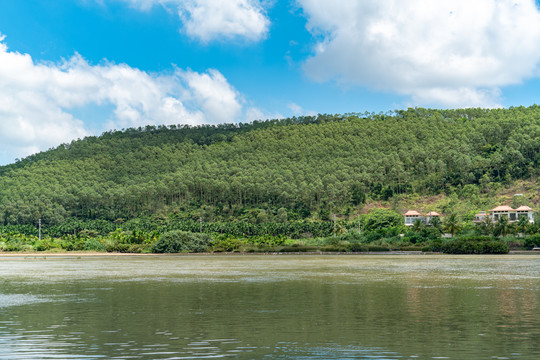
[403,210,440,226]
[473,205,535,224]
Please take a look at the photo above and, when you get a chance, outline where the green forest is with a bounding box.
[2,106,540,253]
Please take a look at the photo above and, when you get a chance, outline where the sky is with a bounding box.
[1,0,540,165]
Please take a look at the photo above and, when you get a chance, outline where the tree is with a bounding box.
[515,216,530,235]
[4,106,540,230]
[428,216,443,233]
[276,207,288,223]
[256,209,269,224]
[349,183,366,205]
[412,218,423,233]
[363,209,403,231]
[494,216,512,237]
[511,194,527,209]
[478,216,494,236]
[333,221,347,236]
[443,214,461,237]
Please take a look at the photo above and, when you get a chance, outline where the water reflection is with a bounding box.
[0,255,538,359]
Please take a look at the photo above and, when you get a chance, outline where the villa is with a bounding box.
[404,205,535,226]
[473,205,535,224]
[403,210,440,226]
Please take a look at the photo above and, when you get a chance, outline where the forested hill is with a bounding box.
[1,106,540,226]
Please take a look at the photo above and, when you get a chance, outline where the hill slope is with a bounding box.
[1,107,540,226]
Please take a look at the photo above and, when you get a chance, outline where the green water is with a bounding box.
[0,254,538,359]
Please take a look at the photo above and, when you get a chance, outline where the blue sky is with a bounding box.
[1,0,540,165]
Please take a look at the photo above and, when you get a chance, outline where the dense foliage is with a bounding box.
[151,230,212,253]
[1,106,540,253]
[2,106,540,226]
[441,236,509,254]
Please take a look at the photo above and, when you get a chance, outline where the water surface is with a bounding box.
[0,254,538,359]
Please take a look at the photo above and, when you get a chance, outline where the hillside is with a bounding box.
[1,106,540,228]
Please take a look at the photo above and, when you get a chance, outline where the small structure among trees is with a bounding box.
[473,206,535,224]
[403,210,441,226]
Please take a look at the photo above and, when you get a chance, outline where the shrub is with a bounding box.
[116,243,131,253]
[79,229,99,238]
[457,235,495,242]
[325,236,341,246]
[419,227,442,241]
[21,244,34,252]
[57,239,75,251]
[365,245,391,252]
[335,231,365,243]
[363,209,403,231]
[381,235,402,244]
[34,240,55,251]
[524,234,540,250]
[211,237,244,252]
[83,238,106,252]
[152,230,212,253]
[441,239,509,254]
[485,241,510,254]
[499,236,524,250]
[103,239,117,252]
[402,233,424,244]
[421,239,444,252]
[364,231,385,243]
[4,243,23,251]
[279,245,317,252]
[394,245,424,251]
[127,244,151,253]
[320,244,349,252]
[347,243,391,252]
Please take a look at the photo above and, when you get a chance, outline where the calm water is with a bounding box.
[0,254,539,359]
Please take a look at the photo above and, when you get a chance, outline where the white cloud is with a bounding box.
[298,0,540,107]
[181,69,242,123]
[0,35,244,164]
[288,103,303,115]
[244,107,283,122]
[178,0,270,43]
[116,0,270,42]
[118,0,158,11]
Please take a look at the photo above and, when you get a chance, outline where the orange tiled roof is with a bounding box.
[403,210,422,216]
[516,205,534,211]
[490,205,514,212]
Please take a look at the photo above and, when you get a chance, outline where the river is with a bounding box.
[0,254,539,359]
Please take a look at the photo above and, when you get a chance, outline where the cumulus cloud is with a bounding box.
[181,69,242,123]
[178,0,270,43]
[117,0,270,42]
[298,0,540,107]
[0,35,243,163]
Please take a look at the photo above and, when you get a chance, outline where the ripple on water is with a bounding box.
[0,255,538,359]
[0,294,51,308]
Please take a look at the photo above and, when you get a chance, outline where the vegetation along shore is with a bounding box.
[3,107,540,255]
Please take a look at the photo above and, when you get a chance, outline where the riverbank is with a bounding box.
[1,250,538,257]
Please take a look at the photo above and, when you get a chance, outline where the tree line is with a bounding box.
[1,106,540,226]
